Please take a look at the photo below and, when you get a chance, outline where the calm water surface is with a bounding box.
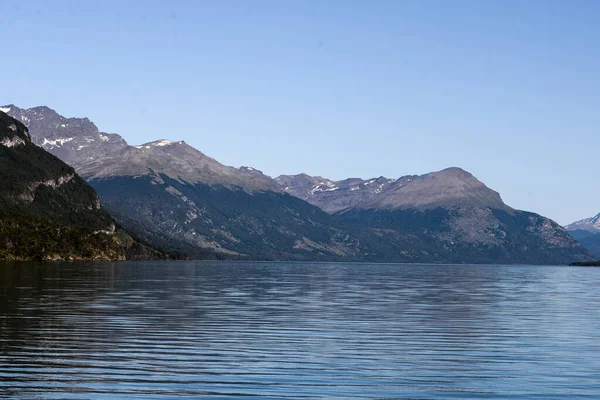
[1,261,600,399]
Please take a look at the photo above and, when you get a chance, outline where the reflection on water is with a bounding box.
[1,261,600,399]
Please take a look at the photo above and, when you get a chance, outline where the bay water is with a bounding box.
[1,261,599,399]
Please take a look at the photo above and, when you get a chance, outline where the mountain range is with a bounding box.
[276,169,589,264]
[1,104,592,264]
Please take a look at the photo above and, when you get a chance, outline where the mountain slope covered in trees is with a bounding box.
[0,111,164,261]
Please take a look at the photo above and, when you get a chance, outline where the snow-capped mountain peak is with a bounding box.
[565,213,600,233]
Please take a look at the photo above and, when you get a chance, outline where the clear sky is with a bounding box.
[1,0,599,225]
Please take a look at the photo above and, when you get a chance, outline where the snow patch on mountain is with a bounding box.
[42,137,74,147]
[134,140,174,149]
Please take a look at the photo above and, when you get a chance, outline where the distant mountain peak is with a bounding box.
[0,105,15,114]
[435,166,472,176]
[358,167,508,211]
[4,105,278,193]
[565,212,600,233]
[4,105,114,166]
[29,105,56,113]
[275,167,508,213]
[275,173,399,213]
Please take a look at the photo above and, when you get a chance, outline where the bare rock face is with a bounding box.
[4,105,278,193]
[3,105,128,167]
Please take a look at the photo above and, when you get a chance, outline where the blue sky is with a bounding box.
[1,0,599,225]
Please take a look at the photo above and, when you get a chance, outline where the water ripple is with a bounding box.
[1,261,600,399]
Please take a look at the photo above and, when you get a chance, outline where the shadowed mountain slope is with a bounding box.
[0,111,164,261]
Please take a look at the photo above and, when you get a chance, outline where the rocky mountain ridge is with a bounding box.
[276,167,509,213]
[1,105,127,166]
[565,213,600,234]
[3,105,278,193]
[275,174,405,213]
